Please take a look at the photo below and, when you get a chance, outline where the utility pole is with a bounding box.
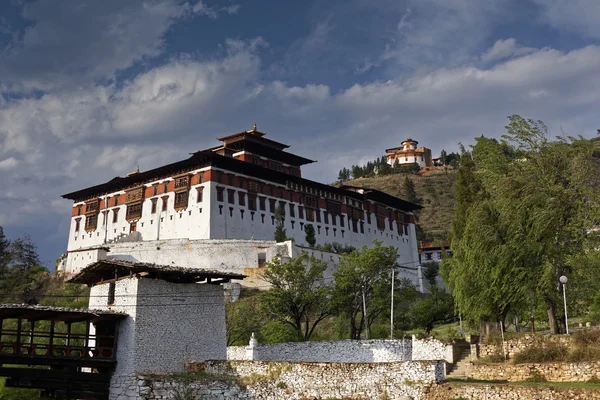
[390,267,395,339]
[362,285,369,340]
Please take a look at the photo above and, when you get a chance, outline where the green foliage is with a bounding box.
[513,343,569,364]
[226,290,264,345]
[339,155,422,181]
[444,115,600,333]
[0,375,41,399]
[408,286,454,334]
[589,290,600,323]
[330,240,398,339]
[274,204,287,242]
[304,224,316,247]
[512,332,600,363]
[314,242,355,254]
[402,176,422,206]
[337,167,351,182]
[258,320,300,344]
[260,254,330,341]
[421,262,440,288]
[0,230,50,304]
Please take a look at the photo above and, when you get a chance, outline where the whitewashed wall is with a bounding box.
[411,335,456,363]
[227,339,412,363]
[65,238,421,289]
[90,277,228,399]
[227,336,460,364]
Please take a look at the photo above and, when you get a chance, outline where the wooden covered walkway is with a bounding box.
[0,304,127,399]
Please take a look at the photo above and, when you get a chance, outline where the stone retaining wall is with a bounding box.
[476,335,572,359]
[135,360,445,400]
[227,338,412,362]
[466,360,600,382]
[427,383,600,400]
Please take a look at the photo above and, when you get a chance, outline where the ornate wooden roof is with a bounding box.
[0,304,127,322]
[68,260,247,285]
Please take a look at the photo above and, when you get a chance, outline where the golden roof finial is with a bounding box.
[252,123,257,132]
[136,165,140,173]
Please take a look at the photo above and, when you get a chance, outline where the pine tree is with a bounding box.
[274,205,287,242]
[402,176,421,205]
[304,224,316,247]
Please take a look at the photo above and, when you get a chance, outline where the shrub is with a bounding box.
[572,329,600,346]
[477,354,506,363]
[513,342,569,363]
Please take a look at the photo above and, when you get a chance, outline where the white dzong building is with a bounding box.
[60,125,423,288]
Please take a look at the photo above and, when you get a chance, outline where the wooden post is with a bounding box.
[66,322,71,347]
[29,319,35,355]
[48,320,55,356]
[84,318,90,357]
[15,317,22,355]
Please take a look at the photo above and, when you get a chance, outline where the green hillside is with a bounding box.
[345,169,457,240]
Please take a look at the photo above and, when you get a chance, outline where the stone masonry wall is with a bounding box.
[134,360,445,400]
[412,336,455,363]
[466,360,600,382]
[427,383,600,400]
[227,339,412,363]
[476,334,572,359]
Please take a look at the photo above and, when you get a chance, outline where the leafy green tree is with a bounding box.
[409,286,455,335]
[444,116,600,334]
[260,254,330,341]
[226,290,265,345]
[331,240,398,339]
[304,224,316,247]
[273,205,287,242]
[315,242,355,254]
[422,262,440,288]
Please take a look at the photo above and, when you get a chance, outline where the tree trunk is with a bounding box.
[546,297,559,334]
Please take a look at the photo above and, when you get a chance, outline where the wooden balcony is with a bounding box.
[0,304,127,399]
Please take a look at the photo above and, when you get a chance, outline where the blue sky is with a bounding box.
[1,0,599,268]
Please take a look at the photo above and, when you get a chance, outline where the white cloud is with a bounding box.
[481,38,536,62]
[0,157,18,170]
[192,1,240,18]
[0,0,240,92]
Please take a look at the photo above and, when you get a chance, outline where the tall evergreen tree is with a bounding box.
[304,224,316,247]
[402,176,421,205]
[274,205,287,242]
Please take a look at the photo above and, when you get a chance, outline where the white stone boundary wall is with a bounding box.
[113,360,445,399]
[227,339,412,363]
[411,336,456,363]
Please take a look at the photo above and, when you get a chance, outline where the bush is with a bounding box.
[572,329,600,346]
[477,354,506,363]
[513,342,569,363]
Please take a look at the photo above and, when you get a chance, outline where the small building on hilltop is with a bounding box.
[386,138,433,169]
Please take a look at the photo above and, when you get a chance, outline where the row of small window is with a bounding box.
[74,188,204,232]
[217,187,409,235]
[286,181,343,201]
[216,188,356,227]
